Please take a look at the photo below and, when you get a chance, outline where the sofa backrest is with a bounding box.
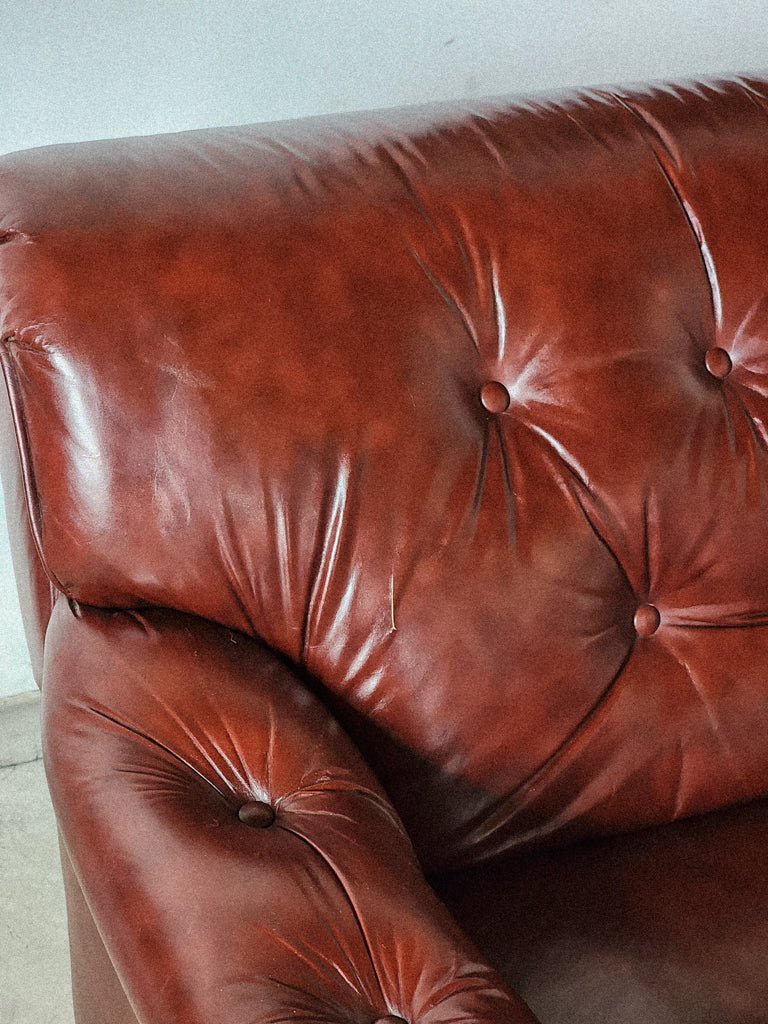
[3,76,768,870]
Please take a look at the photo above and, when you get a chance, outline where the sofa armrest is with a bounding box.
[42,598,538,1024]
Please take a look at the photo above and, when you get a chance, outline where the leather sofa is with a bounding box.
[2,73,768,1024]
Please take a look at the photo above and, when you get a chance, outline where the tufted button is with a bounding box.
[480,380,510,413]
[634,603,661,637]
[238,801,276,828]
[705,347,732,379]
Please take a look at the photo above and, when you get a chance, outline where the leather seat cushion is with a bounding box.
[434,799,768,1023]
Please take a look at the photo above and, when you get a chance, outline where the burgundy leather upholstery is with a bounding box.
[2,74,768,1023]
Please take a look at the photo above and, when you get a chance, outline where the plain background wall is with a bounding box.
[1,0,767,696]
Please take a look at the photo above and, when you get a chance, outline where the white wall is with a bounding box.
[0,503,32,698]
[1,0,766,695]
[2,0,767,157]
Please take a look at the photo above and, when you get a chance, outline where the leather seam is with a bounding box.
[0,334,67,597]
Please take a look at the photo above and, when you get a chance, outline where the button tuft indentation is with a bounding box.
[705,347,732,379]
[238,801,276,828]
[634,604,661,637]
[480,380,510,413]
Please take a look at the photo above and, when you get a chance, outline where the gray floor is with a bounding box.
[0,757,74,1024]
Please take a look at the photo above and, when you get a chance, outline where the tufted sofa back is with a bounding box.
[3,77,768,870]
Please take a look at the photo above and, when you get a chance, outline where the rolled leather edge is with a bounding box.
[41,600,539,1024]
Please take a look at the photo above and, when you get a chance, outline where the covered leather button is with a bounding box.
[480,380,510,413]
[634,603,661,636]
[705,347,732,378]
[238,801,276,828]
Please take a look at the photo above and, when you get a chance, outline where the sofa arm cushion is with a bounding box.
[41,597,537,1024]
